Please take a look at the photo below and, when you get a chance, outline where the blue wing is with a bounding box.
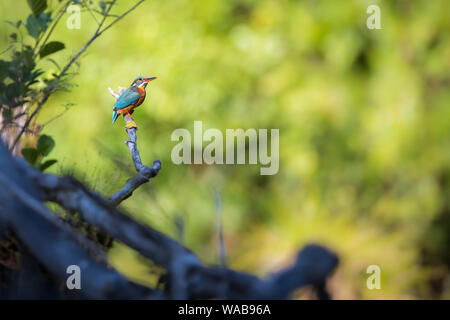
[113,87,140,110]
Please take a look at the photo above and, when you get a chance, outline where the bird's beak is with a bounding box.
[144,77,157,82]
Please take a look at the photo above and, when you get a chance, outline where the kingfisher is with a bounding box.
[112,76,157,127]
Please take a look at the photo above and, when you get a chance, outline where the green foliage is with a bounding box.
[21,134,57,171]
[99,1,107,13]
[39,159,58,171]
[0,45,38,110]
[0,0,70,173]
[21,147,39,164]
[0,7,66,120]
[27,0,47,18]
[39,41,65,58]
[37,134,55,156]
[25,12,51,39]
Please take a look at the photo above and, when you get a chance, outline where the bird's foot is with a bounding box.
[125,119,138,129]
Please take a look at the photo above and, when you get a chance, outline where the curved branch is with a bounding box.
[108,159,161,206]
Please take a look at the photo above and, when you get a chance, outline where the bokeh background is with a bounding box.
[1,0,449,299]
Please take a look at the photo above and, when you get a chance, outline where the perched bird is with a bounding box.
[112,76,157,127]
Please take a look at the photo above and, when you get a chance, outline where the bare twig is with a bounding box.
[108,158,161,206]
[39,103,74,129]
[96,0,146,36]
[82,6,100,25]
[173,213,185,244]
[213,190,226,267]
[0,45,14,57]
[212,190,228,299]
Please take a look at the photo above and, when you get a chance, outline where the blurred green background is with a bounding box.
[1,0,450,299]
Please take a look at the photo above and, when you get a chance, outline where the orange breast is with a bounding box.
[135,87,146,107]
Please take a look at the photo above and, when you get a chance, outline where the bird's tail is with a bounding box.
[112,110,118,124]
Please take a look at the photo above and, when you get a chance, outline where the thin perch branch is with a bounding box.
[107,87,161,206]
[108,158,161,206]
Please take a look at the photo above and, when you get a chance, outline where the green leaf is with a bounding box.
[37,12,51,33]
[37,134,55,156]
[21,148,39,164]
[27,0,47,18]
[39,159,57,171]
[39,41,65,58]
[99,1,107,12]
[25,14,40,38]
[28,69,44,83]
[25,12,50,39]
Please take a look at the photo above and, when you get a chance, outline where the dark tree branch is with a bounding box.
[26,166,338,299]
[31,170,193,271]
[0,170,107,264]
[185,244,338,299]
[0,142,161,299]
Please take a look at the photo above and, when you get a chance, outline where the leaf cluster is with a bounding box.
[21,134,57,171]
